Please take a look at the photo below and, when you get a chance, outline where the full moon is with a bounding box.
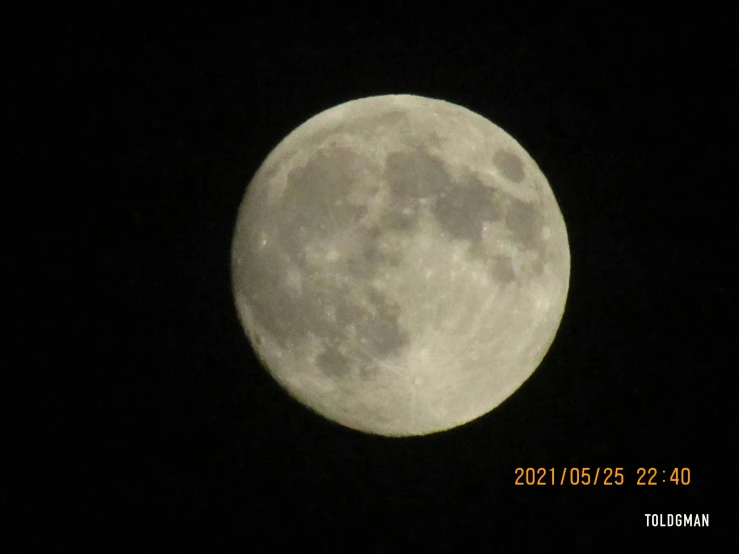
[231,94,569,436]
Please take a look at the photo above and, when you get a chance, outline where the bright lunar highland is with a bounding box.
[231,94,570,436]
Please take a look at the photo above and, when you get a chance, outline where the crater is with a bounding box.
[493,149,525,183]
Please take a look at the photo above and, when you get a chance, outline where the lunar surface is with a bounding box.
[231,94,569,436]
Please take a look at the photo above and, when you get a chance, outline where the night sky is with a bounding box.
[8,6,734,550]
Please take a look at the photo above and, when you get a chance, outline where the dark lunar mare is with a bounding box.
[236,137,549,386]
[237,143,413,382]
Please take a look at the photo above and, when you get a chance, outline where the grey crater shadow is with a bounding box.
[493,149,525,182]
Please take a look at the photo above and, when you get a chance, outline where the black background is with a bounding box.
[7,5,734,551]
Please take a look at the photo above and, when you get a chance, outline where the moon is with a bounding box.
[231,94,569,437]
